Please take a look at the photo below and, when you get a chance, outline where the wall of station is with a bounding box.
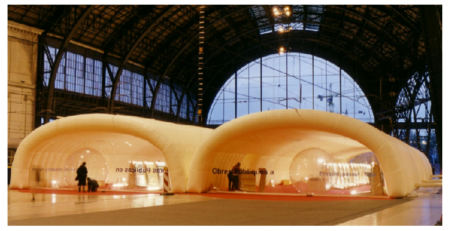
[7,21,43,158]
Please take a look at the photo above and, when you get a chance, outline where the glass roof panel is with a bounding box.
[250,5,325,34]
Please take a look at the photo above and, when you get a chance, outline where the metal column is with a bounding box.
[260,56,262,112]
[286,51,288,109]
[312,55,314,110]
[299,53,301,109]
[235,67,238,119]
[197,5,205,124]
[248,64,250,114]
[339,67,342,115]
[325,60,328,112]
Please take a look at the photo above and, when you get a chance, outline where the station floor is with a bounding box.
[7,188,442,226]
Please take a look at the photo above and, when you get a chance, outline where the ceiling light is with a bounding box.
[279,47,285,54]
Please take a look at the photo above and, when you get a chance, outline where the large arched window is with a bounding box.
[207,53,374,125]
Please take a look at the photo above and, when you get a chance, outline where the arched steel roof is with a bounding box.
[8,5,441,120]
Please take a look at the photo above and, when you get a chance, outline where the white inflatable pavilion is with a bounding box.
[186,109,431,198]
[10,110,432,198]
[10,114,212,192]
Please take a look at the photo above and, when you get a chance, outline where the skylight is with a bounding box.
[250,5,324,34]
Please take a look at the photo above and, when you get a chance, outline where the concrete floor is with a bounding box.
[7,189,442,226]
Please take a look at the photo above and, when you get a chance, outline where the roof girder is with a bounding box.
[108,6,179,114]
[44,5,96,123]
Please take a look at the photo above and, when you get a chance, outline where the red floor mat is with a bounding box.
[217,184,373,195]
[12,188,162,195]
[200,193,390,201]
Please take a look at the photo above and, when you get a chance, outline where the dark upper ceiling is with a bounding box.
[8,5,442,116]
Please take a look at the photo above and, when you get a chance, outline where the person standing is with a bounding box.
[76,162,88,193]
[227,170,234,191]
[232,162,241,190]
[31,167,41,201]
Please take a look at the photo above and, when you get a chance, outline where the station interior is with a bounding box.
[7,4,443,226]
